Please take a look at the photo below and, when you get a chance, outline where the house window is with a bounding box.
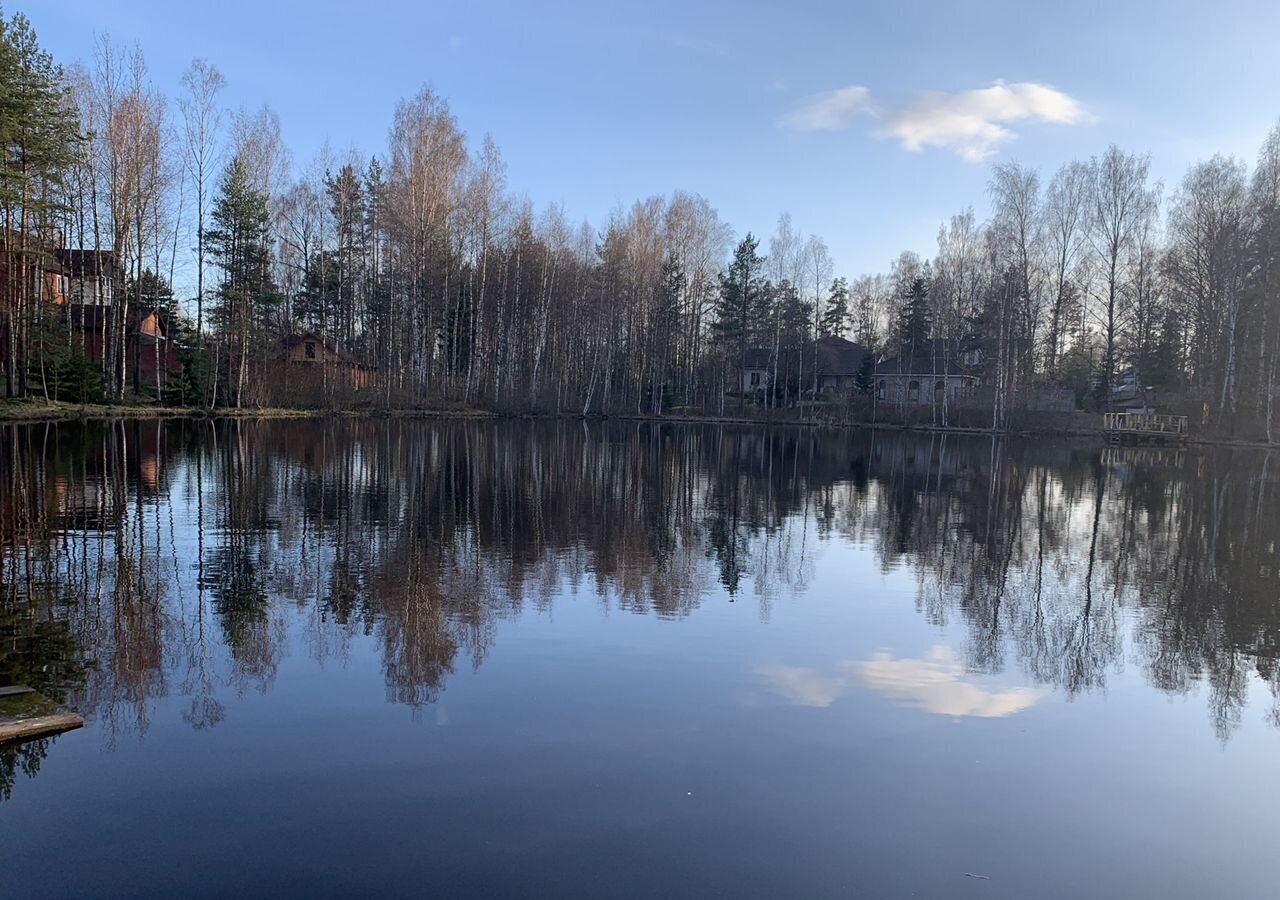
[750,371,761,387]
[908,380,921,402]
[305,342,317,359]
[935,380,945,401]
[877,380,886,400]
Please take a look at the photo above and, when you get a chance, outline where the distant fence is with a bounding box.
[1103,412,1189,441]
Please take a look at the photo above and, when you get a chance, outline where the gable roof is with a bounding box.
[815,335,871,375]
[64,304,170,335]
[876,339,973,377]
[741,348,772,370]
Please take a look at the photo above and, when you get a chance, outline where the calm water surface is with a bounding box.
[1,420,1278,898]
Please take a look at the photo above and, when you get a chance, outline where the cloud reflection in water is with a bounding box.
[758,645,1044,717]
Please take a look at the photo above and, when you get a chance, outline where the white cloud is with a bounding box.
[780,85,874,132]
[757,645,1043,718]
[879,81,1091,162]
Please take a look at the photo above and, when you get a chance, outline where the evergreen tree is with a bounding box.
[1146,306,1184,389]
[855,355,875,395]
[714,234,768,388]
[0,9,82,397]
[32,308,102,403]
[362,157,391,376]
[324,162,366,345]
[205,155,279,406]
[771,278,811,399]
[896,269,933,351]
[295,248,340,333]
[652,252,686,408]
[129,268,174,309]
[820,276,850,338]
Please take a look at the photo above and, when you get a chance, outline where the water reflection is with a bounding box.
[759,648,1045,717]
[3,420,1280,802]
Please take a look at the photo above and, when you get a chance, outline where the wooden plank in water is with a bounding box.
[0,685,36,698]
[0,713,85,745]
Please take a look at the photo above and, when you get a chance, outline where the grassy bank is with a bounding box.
[0,400,311,423]
[8,398,1274,448]
[0,399,507,424]
[0,397,1099,434]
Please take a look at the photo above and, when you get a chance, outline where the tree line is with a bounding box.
[3,9,1280,434]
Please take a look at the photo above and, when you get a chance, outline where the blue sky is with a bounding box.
[28,0,1280,276]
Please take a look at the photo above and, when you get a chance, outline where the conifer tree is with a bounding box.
[897,269,933,352]
[651,252,686,410]
[714,234,767,405]
[205,155,278,406]
[0,9,81,397]
[820,276,850,338]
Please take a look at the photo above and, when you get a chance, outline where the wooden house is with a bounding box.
[65,304,182,381]
[276,333,379,390]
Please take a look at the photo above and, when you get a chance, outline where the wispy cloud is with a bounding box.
[780,85,874,132]
[879,81,1091,162]
[756,645,1043,718]
[756,663,847,707]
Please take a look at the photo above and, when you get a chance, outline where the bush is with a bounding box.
[36,339,104,404]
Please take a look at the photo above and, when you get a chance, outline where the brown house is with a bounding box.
[66,304,182,382]
[1,245,171,390]
[276,333,378,390]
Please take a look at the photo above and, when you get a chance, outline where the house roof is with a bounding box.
[876,339,973,377]
[64,304,168,334]
[815,335,870,375]
[741,348,772,369]
[39,256,66,275]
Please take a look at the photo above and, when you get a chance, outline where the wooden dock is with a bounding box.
[1103,412,1189,444]
[0,684,85,745]
[0,713,84,745]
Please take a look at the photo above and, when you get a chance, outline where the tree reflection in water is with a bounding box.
[4,420,1280,799]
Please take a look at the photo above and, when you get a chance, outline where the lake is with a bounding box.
[2,419,1278,898]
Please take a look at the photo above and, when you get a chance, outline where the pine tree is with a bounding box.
[820,276,849,338]
[715,236,766,348]
[205,155,278,406]
[0,10,82,397]
[651,252,686,410]
[324,162,365,346]
[771,279,812,400]
[714,234,768,407]
[896,270,932,351]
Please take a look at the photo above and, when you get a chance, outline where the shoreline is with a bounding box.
[1,400,1272,448]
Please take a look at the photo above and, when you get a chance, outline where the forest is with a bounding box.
[3,9,1280,436]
